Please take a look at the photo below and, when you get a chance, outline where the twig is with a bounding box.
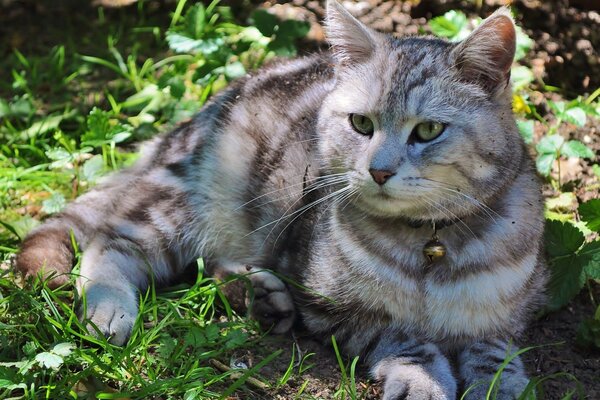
[209,359,269,390]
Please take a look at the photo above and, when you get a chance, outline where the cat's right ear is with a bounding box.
[325,0,378,65]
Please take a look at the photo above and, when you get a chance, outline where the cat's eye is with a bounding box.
[413,121,446,142]
[349,114,374,136]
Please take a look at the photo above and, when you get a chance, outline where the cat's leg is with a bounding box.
[77,230,187,345]
[318,324,457,400]
[458,339,529,400]
[209,261,295,333]
[368,332,457,400]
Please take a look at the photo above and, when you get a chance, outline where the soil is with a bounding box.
[1,0,599,398]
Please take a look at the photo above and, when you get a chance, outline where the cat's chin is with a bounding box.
[352,194,429,219]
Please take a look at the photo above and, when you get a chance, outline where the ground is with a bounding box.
[0,0,599,399]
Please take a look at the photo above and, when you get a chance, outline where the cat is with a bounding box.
[15,1,547,399]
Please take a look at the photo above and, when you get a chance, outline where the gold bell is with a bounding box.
[423,239,446,263]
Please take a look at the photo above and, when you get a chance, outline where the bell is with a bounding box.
[423,239,446,263]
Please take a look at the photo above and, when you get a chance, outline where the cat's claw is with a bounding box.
[81,283,138,345]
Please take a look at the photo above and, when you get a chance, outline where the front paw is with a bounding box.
[380,364,456,400]
[461,375,529,400]
[80,283,138,345]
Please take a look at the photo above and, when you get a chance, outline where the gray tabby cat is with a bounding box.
[15,1,546,399]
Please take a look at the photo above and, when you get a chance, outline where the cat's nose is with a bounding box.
[369,169,395,185]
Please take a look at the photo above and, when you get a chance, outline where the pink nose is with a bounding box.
[369,169,394,185]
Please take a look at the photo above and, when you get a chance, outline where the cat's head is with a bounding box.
[319,0,524,221]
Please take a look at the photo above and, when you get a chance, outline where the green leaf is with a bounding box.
[536,153,555,176]
[51,342,75,357]
[511,66,534,91]
[544,220,585,257]
[35,352,64,370]
[563,107,587,127]
[560,140,595,159]
[514,25,534,61]
[0,379,14,389]
[42,192,66,215]
[184,3,206,39]
[166,33,224,55]
[546,254,586,312]
[548,100,565,115]
[576,316,600,349]
[516,119,534,144]
[278,19,310,39]
[429,10,469,40]
[251,9,279,37]
[536,135,564,154]
[581,241,600,280]
[82,155,104,183]
[593,164,600,178]
[580,199,600,233]
[223,62,246,80]
[545,192,575,212]
[21,114,64,140]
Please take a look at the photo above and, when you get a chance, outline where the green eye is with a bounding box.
[414,121,446,142]
[350,114,374,135]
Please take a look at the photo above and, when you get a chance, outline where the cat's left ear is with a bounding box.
[451,7,516,95]
[325,0,379,65]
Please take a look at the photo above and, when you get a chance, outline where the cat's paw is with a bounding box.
[374,348,457,400]
[461,375,529,400]
[244,266,295,333]
[379,366,456,400]
[80,283,138,345]
[213,263,295,333]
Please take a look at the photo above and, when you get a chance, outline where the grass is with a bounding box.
[0,0,597,399]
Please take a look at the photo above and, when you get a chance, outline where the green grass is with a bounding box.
[0,1,598,399]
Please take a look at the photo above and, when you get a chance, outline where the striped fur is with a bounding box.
[15,2,546,398]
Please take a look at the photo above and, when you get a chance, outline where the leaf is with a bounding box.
[429,10,469,40]
[251,9,279,37]
[42,192,66,215]
[546,254,586,312]
[548,100,565,115]
[560,140,595,159]
[223,62,246,80]
[580,199,600,233]
[166,33,224,55]
[516,119,534,144]
[35,352,64,370]
[536,135,564,154]
[184,3,206,39]
[82,155,105,183]
[563,107,587,127]
[577,317,600,349]
[0,379,14,389]
[514,25,534,61]
[593,164,600,178]
[536,153,555,176]
[86,108,110,141]
[581,241,600,280]
[544,220,584,258]
[52,342,75,357]
[545,192,575,211]
[278,19,310,39]
[20,114,64,139]
[511,66,534,91]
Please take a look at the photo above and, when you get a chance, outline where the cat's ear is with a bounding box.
[325,0,378,64]
[451,7,516,94]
